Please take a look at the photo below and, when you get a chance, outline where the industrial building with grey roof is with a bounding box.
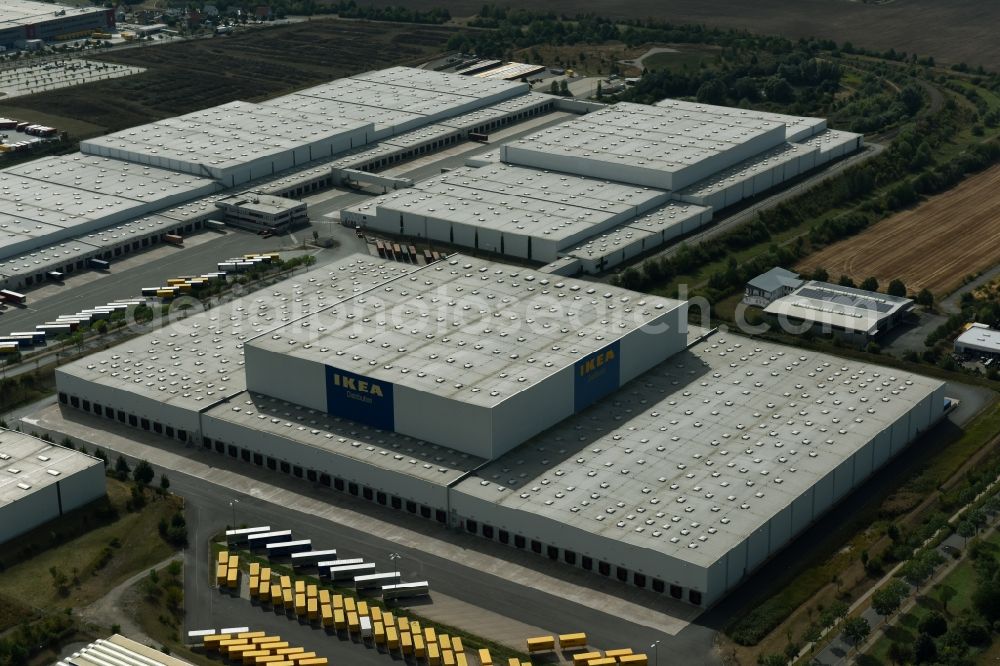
[0,428,105,544]
[55,253,946,607]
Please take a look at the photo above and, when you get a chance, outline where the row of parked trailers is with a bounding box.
[375,240,443,265]
[142,272,226,299]
[0,118,59,137]
[225,526,429,600]
[0,299,146,353]
[218,252,280,274]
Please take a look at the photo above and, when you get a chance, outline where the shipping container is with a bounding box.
[360,616,373,640]
[376,240,386,257]
[604,648,634,659]
[318,558,364,578]
[558,633,587,649]
[0,290,26,304]
[618,655,648,665]
[35,323,72,335]
[526,637,555,652]
[156,289,175,298]
[290,549,338,569]
[355,571,399,590]
[382,581,429,600]
[247,530,292,549]
[329,562,375,580]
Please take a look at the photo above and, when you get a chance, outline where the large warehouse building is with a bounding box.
[0,66,861,292]
[55,253,946,607]
[343,97,862,274]
[0,1,113,48]
[0,429,106,544]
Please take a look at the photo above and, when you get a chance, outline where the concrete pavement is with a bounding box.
[22,404,720,664]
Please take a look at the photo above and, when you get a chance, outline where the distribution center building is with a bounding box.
[0,1,114,48]
[54,254,946,607]
[0,429,106,544]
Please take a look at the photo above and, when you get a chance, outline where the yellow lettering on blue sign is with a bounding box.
[578,349,615,377]
[332,373,384,397]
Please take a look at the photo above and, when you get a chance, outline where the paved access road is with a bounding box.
[0,204,370,335]
[177,471,717,661]
[45,431,719,665]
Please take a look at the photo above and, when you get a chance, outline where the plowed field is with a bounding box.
[797,165,1000,297]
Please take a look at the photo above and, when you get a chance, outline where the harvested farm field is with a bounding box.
[0,19,454,140]
[797,165,1000,298]
[395,0,999,67]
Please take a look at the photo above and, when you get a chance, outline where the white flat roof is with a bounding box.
[247,254,683,408]
[764,281,912,335]
[58,255,418,408]
[0,429,101,509]
[503,102,787,189]
[956,324,1000,353]
[3,153,218,204]
[217,193,304,216]
[204,390,484,486]
[344,164,668,244]
[654,97,826,142]
[453,331,943,567]
[81,101,371,174]
[0,0,105,28]
[0,239,96,278]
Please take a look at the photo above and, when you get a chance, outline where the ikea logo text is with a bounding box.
[579,349,615,377]
[332,373,384,397]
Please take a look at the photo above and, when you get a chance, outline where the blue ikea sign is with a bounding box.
[325,365,395,431]
[574,341,621,412]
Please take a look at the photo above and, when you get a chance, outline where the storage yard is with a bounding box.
[0,60,145,101]
[54,252,947,608]
[797,164,1000,297]
[0,20,457,141]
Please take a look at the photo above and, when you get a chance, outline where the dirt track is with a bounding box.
[797,165,1000,297]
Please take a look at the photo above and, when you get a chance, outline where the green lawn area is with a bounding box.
[0,478,182,616]
[643,47,719,72]
[864,531,1000,664]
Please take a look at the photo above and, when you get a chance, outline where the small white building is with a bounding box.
[0,430,106,545]
[215,192,307,232]
[743,267,803,307]
[955,323,1000,359]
